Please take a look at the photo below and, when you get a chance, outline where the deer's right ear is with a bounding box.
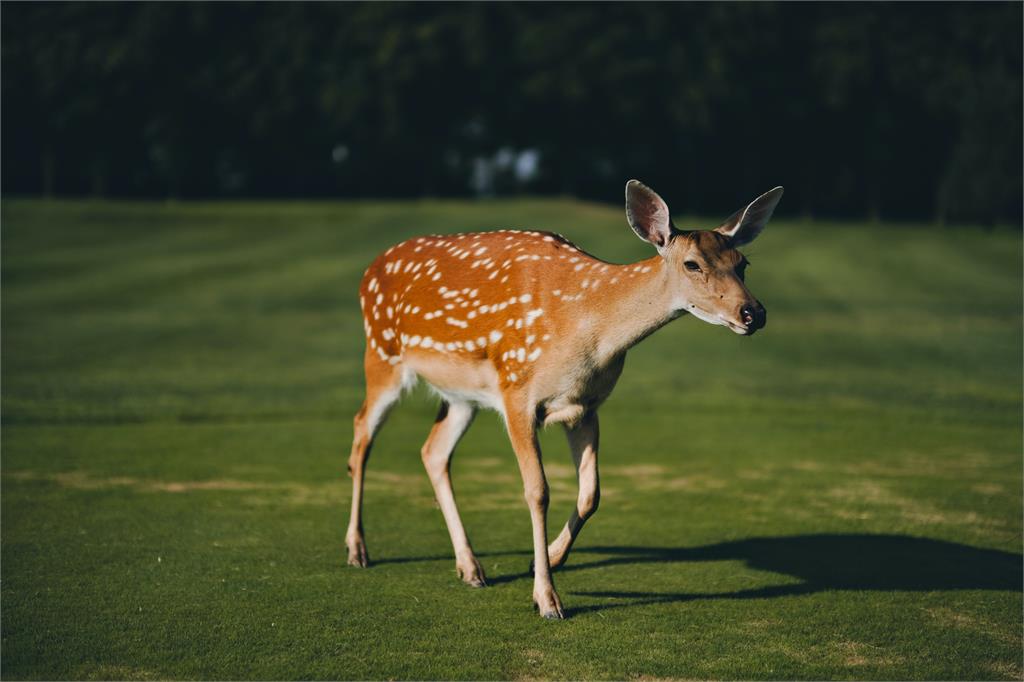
[625,180,673,250]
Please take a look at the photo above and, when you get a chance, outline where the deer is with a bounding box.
[345,180,783,619]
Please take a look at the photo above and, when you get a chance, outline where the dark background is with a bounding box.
[3,2,1021,223]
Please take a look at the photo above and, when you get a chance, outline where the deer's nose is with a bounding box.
[740,303,766,331]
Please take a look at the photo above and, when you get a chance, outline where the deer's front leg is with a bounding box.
[505,403,564,620]
[548,410,599,569]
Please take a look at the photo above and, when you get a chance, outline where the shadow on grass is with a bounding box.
[560,534,1022,615]
[377,534,1022,614]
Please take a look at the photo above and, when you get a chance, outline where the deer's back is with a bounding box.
[359,230,629,412]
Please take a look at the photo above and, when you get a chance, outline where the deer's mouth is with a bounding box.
[726,320,754,335]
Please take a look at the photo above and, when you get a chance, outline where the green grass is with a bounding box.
[2,197,1021,680]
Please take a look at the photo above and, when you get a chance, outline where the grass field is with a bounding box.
[2,197,1021,680]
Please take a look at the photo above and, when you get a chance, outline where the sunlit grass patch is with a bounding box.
[2,199,1020,680]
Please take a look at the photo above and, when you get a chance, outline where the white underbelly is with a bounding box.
[426,383,505,414]
[403,352,505,415]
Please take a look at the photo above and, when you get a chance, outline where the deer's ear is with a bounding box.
[715,186,784,247]
[625,180,673,249]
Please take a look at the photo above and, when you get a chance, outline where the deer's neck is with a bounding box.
[590,255,680,363]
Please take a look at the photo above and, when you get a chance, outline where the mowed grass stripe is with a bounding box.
[1,199,1020,679]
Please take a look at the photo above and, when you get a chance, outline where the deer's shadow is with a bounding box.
[390,533,1022,614]
[555,534,1022,614]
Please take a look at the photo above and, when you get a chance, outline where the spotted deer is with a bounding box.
[346,180,783,618]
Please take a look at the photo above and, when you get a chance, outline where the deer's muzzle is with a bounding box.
[739,302,767,334]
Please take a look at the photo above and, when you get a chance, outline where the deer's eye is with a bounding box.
[684,261,702,272]
[736,262,748,280]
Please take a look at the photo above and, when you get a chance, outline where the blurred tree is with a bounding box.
[1,1,1019,223]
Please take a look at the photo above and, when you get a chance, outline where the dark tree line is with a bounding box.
[2,2,1020,223]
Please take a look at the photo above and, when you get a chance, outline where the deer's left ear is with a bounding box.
[715,186,784,246]
[625,180,674,250]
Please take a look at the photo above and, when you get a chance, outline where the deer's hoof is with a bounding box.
[457,557,488,588]
[346,539,369,567]
[533,589,565,620]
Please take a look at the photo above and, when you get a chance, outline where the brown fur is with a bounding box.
[344,182,781,619]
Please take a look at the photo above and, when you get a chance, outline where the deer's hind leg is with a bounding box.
[346,351,408,567]
[420,400,486,587]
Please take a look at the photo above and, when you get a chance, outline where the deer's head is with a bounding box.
[625,179,783,336]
